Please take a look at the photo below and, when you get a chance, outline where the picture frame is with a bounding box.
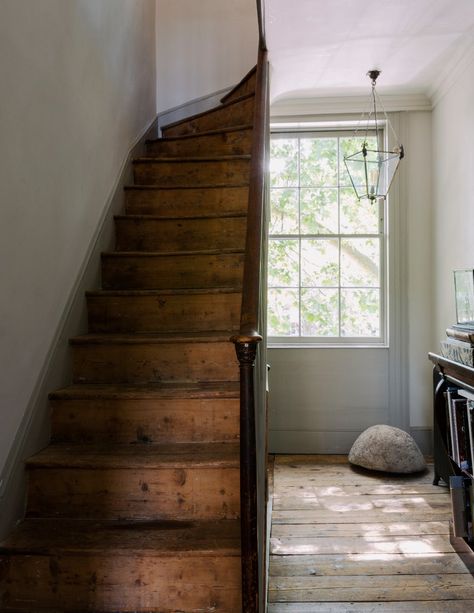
[454,269,474,325]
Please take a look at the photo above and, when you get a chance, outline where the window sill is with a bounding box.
[268,342,389,349]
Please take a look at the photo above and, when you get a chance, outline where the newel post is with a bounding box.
[233,334,261,613]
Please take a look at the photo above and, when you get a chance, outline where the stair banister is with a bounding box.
[231,27,269,613]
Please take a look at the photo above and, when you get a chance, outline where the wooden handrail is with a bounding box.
[231,43,269,613]
[257,0,267,51]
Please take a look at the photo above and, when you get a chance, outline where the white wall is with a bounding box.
[0,0,156,532]
[432,51,474,345]
[268,109,433,453]
[155,0,258,114]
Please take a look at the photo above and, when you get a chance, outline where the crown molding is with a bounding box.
[270,93,432,118]
[429,31,474,108]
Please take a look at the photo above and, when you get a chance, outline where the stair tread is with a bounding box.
[50,381,240,400]
[102,247,244,257]
[86,287,241,297]
[125,183,249,192]
[161,92,255,132]
[133,154,251,164]
[26,442,240,469]
[114,212,247,221]
[0,518,240,557]
[70,331,234,345]
[146,124,252,144]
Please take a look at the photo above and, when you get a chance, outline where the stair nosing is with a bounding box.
[49,382,240,401]
[26,442,240,470]
[146,123,252,144]
[70,331,236,345]
[133,154,251,165]
[0,519,241,557]
[101,248,245,257]
[86,287,242,297]
[161,92,255,132]
[113,212,247,222]
[124,183,249,192]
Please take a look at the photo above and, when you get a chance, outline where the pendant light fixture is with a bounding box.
[343,70,404,202]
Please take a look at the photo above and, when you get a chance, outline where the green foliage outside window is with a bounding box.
[268,133,383,340]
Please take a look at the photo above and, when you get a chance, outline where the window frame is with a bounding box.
[267,126,389,349]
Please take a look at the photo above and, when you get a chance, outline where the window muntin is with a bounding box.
[268,130,386,345]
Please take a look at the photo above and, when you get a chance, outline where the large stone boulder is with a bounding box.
[348,425,426,473]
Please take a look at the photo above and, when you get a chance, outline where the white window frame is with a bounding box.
[268,124,389,349]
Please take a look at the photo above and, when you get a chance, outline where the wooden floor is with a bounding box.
[268,455,474,612]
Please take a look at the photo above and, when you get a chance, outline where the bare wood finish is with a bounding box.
[0,58,262,611]
[221,67,257,104]
[114,214,247,252]
[1,519,241,612]
[162,94,255,137]
[87,288,242,333]
[125,185,249,217]
[133,155,251,187]
[71,333,239,384]
[101,250,244,290]
[51,385,240,444]
[268,456,474,610]
[146,125,253,157]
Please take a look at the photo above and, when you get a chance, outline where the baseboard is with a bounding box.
[269,430,360,454]
[0,115,158,540]
[157,87,231,134]
[410,427,433,456]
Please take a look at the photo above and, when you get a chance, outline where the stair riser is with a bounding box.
[114,216,246,253]
[146,128,252,157]
[224,72,256,103]
[133,158,250,187]
[87,292,242,333]
[125,185,248,217]
[27,467,240,520]
[51,397,240,444]
[162,96,254,137]
[72,341,238,384]
[101,253,244,290]
[0,554,241,612]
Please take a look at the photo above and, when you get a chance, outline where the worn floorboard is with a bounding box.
[268,455,474,612]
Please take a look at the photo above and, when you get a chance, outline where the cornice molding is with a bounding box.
[429,31,474,108]
[270,93,432,118]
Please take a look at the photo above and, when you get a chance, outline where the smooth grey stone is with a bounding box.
[348,425,426,473]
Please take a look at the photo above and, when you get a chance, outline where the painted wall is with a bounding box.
[268,110,433,453]
[155,0,258,114]
[0,0,156,535]
[432,51,474,346]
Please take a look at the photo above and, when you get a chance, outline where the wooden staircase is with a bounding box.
[0,66,258,612]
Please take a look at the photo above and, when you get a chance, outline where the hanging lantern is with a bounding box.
[343,70,404,202]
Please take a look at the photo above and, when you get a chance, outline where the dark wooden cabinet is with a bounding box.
[429,352,474,566]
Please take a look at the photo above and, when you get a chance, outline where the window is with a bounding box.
[268,130,386,345]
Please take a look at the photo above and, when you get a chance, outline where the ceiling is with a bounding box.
[266,0,474,103]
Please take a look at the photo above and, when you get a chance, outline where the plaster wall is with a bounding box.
[268,110,433,452]
[155,0,258,114]
[0,0,156,535]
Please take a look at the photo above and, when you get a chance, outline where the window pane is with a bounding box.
[268,239,299,287]
[268,289,299,336]
[270,188,299,235]
[340,187,379,234]
[301,288,339,336]
[341,238,380,287]
[341,289,380,337]
[300,138,337,187]
[340,136,378,187]
[300,188,338,235]
[301,239,339,286]
[270,138,298,187]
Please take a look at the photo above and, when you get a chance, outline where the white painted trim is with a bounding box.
[429,28,474,109]
[271,93,432,118]
[157,86,232,134]
[0,114,158,537]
